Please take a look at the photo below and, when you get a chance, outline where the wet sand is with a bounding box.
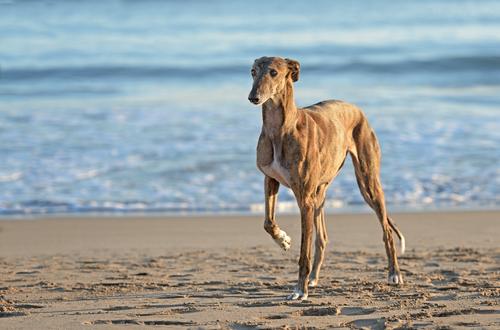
[0,211,499,329]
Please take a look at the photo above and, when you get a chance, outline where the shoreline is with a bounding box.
[1,205,499,221]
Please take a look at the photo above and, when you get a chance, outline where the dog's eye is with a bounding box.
[251,69,256,77]
[270,69,278,77]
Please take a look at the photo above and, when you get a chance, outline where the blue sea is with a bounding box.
[0,0,499,216]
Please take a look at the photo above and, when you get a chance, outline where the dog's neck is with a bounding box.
[261,79,298,138]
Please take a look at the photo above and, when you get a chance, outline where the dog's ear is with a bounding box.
[285,58,300,82]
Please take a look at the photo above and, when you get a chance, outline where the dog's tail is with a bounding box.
[387,217,405,255]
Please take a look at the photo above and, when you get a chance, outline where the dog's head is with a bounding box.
[248,56,300,106]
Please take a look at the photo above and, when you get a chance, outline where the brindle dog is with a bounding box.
[248,56,405,300]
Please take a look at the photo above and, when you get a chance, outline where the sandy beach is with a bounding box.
[0,211,499,329]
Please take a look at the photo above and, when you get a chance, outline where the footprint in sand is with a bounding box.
[168,273,193,278]
[341,306,377,315]
[15,270,40,276]
[230,322,262,330]
[0,311,27,318]
[264,314,290,319]
[299,306,340,316]
[432,308,499,318]
[14,304,44,309]
[347,318,386,330]
[102,305,137,311]
[87,319,195,326]
[428,293,457,301]
[237,301,282,308]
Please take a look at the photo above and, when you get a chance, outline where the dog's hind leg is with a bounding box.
[349,118,404,285]
[309,183,329,287]
[263,176,291,251]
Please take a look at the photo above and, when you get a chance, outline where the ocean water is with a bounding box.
[0,0,499,216]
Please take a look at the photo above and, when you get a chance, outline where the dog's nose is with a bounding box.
[248,96,260,104]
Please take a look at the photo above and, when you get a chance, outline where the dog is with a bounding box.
[248,56,405,300]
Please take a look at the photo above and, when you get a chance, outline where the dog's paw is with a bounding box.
[274,230,291,251]
[388,272,404,285]
[286,288,308,301]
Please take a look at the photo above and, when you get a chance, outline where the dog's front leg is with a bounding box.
[263,176,291,251]
[288,197,314,300]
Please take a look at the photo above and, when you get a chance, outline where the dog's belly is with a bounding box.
[260,158,291,188]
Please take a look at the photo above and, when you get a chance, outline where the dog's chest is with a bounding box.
[260,145,291,188]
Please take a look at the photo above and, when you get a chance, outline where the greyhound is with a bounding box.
[248,56,405,300]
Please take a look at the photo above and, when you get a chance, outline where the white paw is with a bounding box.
[286,288,308,301]
[309,277,318,287]
[388,273,404,285]
[274,230,291,251]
